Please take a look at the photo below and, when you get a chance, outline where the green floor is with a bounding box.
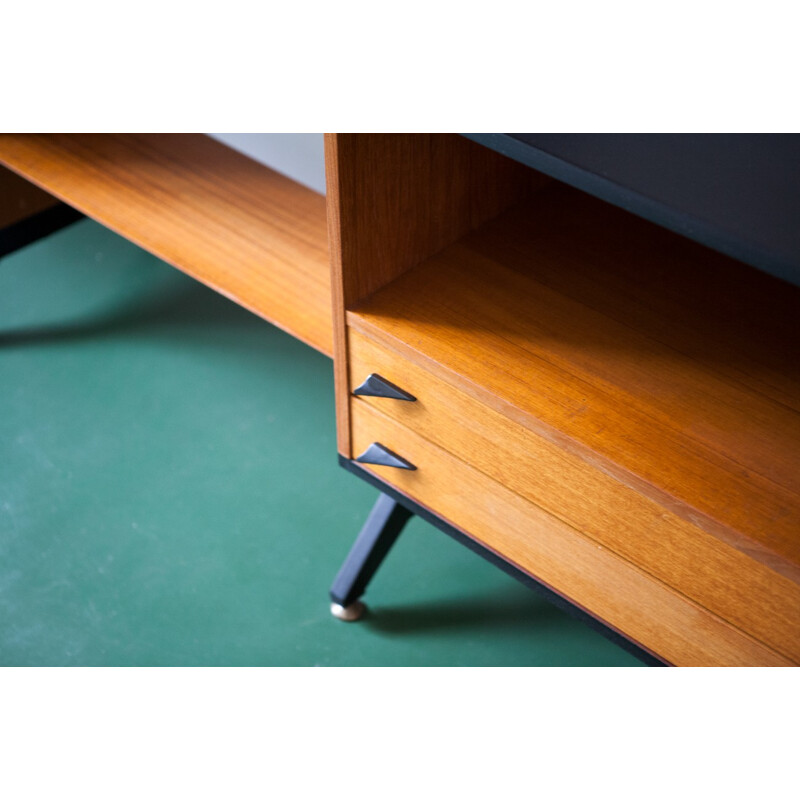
[0,218,644,666]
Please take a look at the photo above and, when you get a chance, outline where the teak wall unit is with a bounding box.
[2,133,798,666]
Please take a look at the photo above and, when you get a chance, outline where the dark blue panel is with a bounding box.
[462,134,800,287]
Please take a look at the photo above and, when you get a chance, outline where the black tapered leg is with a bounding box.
[329,492,413,619]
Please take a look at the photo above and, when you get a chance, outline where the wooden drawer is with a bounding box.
[347,327,800,664]
[349,399,791,666]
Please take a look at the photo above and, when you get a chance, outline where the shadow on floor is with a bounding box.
[361,586,567,636]
[0,277,255,350]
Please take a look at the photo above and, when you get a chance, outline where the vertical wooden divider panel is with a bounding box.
[324,133,546,456]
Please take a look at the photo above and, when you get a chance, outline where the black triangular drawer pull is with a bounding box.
[353,373,416,402]
[354,443,417,471]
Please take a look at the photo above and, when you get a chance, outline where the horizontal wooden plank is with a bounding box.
[349,400,793,666]
[348,327,800,661]
[0,134,332,356]
[348,185,800,573]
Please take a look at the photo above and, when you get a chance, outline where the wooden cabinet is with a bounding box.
[326,133,800,666]
[3,132,798,665]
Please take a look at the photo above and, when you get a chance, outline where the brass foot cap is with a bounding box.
[330,600,366,622]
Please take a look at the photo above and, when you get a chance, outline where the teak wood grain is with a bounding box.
[325,133,545,455]
[348,328,800,662]
[349,400,793,667]
[0,134,332,356]
[348,186,800,579]
[483,192,800,413]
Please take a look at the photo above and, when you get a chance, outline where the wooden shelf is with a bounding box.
[0,134,332,356]
[348,183,800,582]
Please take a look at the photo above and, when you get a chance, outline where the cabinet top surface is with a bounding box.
[463,134,800,286]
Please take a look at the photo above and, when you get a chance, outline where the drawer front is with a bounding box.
[349,399,791,666]
[348,327,800,663]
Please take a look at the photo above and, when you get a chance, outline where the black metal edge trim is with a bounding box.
[460,133,798,288]
[339,455,669,667]
[0,203,85,258]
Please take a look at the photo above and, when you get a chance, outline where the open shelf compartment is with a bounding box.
[0,134,332,356]
[347,182,800,584]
